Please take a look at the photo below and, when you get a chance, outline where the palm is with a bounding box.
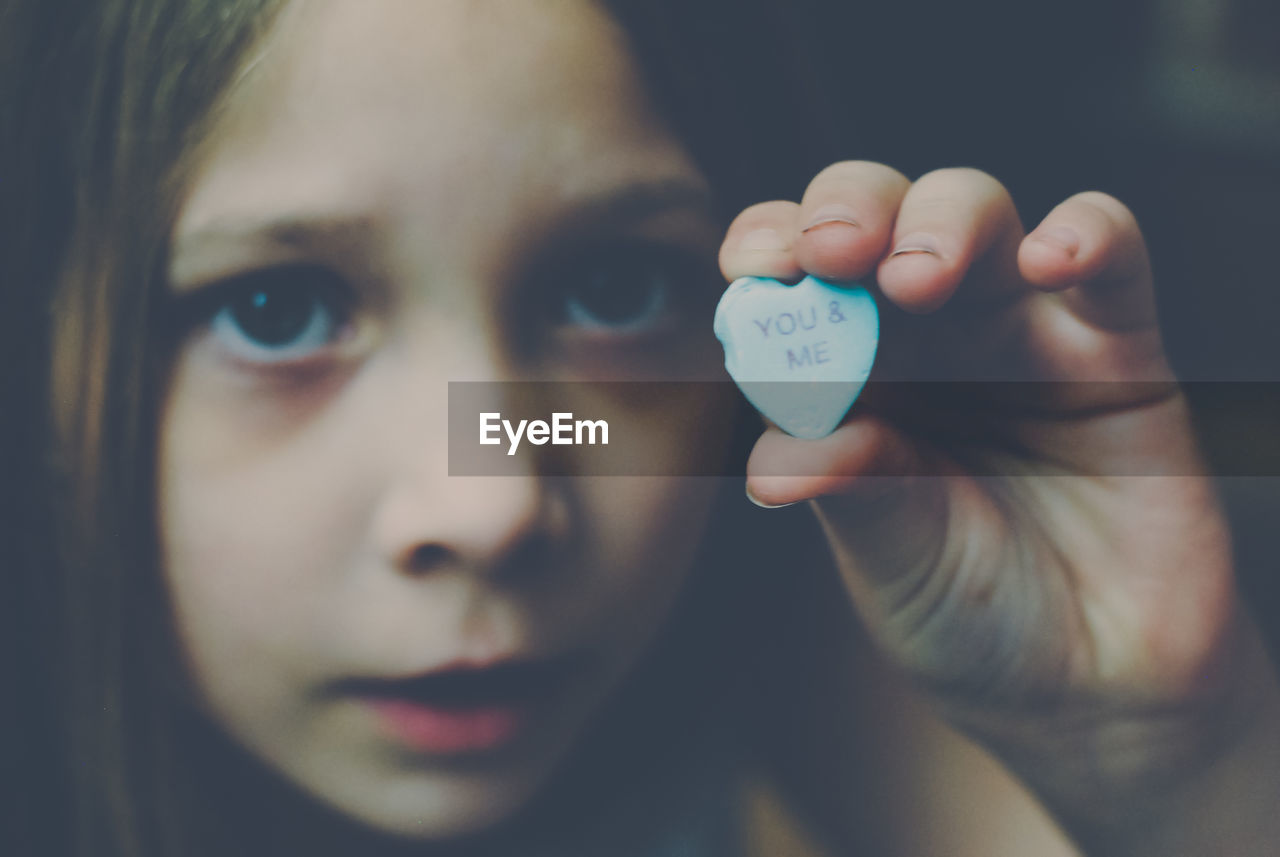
[809,288,1235,734]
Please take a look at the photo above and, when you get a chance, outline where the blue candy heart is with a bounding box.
[713,275,879,439]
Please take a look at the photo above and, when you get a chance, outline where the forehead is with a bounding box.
[176,0,699,243]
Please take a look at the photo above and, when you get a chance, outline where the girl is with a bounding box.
[4,1,1277,855]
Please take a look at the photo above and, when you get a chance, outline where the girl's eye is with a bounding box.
[548,244,711,336]
[180,265,352,364]
[563,271,665,331]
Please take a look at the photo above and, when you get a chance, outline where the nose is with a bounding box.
[377,470,569,579]
[366,321,570,580]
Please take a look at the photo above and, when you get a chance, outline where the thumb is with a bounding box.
[745,416,960,621]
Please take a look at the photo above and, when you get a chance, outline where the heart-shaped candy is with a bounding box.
[713,275,879,439]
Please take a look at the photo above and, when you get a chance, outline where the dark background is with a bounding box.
[613,0,1280,652]
[805,0,1280,651]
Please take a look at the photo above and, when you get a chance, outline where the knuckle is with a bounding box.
[804,160,909,199]
[1072,191,1139,232]
[908,167,1013,213]
[915,165,1001,191]
[728,199,797,231]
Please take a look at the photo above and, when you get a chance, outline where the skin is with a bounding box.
[722,165,1280,853]
[159,0,732,842]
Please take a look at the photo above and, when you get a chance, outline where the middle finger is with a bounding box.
[876,167,1026,313]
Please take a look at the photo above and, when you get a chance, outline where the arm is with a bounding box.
[989,611,1280,857]
[720,162,1280,854]
[743,544,1081,856]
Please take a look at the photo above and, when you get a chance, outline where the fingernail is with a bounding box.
[890,232,941,258]
[745,485,797,509]
[738,227,788,252]
[802,204,861,233]
[1032,225,1080,257]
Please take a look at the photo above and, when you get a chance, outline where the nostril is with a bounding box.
[406,543,452,574]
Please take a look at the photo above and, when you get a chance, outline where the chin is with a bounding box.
[359,784,536,841]
[298,739,570,843]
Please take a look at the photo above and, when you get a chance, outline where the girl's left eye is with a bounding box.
[547,244,711,336]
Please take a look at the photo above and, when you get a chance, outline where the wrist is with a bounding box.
[951,612,1280,856]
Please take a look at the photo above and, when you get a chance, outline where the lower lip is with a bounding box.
[366,698,529,754]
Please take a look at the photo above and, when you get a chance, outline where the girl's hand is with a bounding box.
[722,162,1280,854]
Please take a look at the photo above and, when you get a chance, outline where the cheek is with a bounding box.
[563,391,736,641]
[155,369,375,691]
[575,476,720,645]
[160,478,340,657]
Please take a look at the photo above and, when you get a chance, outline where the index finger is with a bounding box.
[719,161,911,284]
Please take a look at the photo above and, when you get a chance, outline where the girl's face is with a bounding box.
[158,0,731,839]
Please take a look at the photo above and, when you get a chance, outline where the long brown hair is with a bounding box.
[3,4,283,856]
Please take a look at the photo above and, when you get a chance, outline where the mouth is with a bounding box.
[338,657,582,755]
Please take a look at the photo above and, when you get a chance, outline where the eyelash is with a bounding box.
[536,242,715,341]
[167,265,355,369]
[166,242,716,370]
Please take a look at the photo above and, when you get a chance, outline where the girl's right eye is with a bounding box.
[174,265,354,366]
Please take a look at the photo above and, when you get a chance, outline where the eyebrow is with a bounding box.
[558,178,719,231]
[169,177,719,286]
[172,214,378,258]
